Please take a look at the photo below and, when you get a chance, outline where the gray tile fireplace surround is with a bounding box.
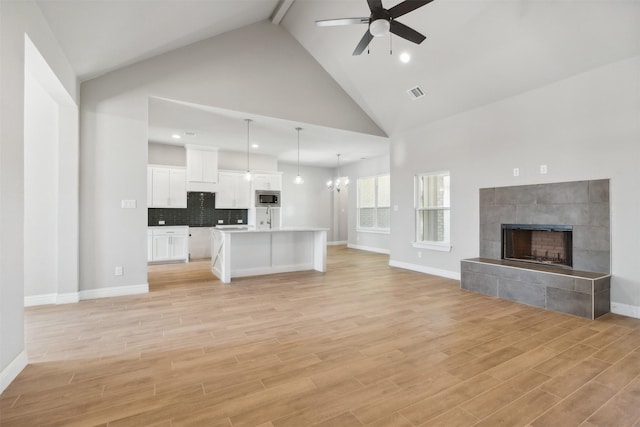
[461,179,611,319]
[461,258,610,319]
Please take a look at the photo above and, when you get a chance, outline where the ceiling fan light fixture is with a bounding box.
[369,19,390,37]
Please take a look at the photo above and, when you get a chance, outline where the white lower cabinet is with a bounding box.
[148,226,189,263]
[147,229,153,262]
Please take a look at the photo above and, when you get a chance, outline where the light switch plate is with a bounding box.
[121,199,136,209]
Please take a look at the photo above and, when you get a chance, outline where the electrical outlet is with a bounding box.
[115,266,123,276]
[393,205,399,212]
[540,164,548,174]
[158,220,165,225]
[513,167,520,177]
[121,199,136,209]
[418,251,422,258]
[218,219,224,224]
[237,219,243,223]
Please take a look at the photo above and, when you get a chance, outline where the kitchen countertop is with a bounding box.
[210,227,329,233]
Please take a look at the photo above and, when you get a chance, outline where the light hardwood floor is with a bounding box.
[2,246,640,426]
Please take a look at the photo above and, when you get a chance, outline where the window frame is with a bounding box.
[413,171,452,252]
[356,173,391,233]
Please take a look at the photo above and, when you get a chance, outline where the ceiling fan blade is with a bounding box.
[353,30,374,55]
[367,0,384,13]
[388,0,434,19]
[390,20,426,44]
[315,17,369,27]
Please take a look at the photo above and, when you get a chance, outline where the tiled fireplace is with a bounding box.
[461,179,611,319]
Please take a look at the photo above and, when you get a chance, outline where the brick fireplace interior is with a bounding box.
[502,224,573,268]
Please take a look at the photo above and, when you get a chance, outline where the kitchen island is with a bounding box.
[210,227,328,283]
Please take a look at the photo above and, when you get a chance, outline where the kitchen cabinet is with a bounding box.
[147,165,187,208]
[186,145,218,191]
[216,170,251,209]
[148,226,189,263]
[251,172,282,192]
[147,229,153,262]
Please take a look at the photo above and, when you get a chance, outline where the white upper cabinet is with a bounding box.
[216,171,251,209]
[186,145,218,191]
[251,172,282,192]
[147,165,187,208]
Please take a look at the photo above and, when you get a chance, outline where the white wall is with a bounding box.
[147,142,185,166]
[80,20,383,296]
[279,163,333,233]
[147,143,278,172]
[24,70,59,298]
[389,57,640,314]
[23,36,79,306]
[0,0,78,393]
[343,155,391,253]
[218,150,277,172]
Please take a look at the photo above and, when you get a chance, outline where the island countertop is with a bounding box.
[210,227,327,283]
[211,226,329,233]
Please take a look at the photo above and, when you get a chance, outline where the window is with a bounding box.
[357,174,390,232]
[415,171,451,251]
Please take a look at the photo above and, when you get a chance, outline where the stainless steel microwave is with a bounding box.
[255,190,281,207]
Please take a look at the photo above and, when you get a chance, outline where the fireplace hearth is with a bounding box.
[502,224,573,268]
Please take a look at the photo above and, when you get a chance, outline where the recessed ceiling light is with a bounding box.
[399,52,411,64]
[171,134,181,139]
[251,143,259,148]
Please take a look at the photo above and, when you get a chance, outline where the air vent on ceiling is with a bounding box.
[407,86,425,100]
[184,131,196,137]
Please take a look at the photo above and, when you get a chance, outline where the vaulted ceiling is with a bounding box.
[36,0,640,165]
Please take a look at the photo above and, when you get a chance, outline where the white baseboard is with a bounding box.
[26,285,148,306]
[327,240,347,246]
[347,244,390,255]
[57,292,80,304]
[611,302,640,319]
[79,283,149,300]
[24,291,84,307]
[389,259,461,281]
[24,293,57,307]
[1,350,28,394]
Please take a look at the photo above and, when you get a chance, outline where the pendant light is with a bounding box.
[326,153,349,192]
[294,127,304,184]
[244,119,252,181]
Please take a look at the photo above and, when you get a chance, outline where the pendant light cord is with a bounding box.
[245,119,251,173]
[296,127,301,176]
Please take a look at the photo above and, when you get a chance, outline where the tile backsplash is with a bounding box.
[148,192,247,227]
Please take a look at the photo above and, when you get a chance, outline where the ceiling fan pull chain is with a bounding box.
[390,33,393,55]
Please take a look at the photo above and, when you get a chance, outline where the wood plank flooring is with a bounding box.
[2,246,640,426]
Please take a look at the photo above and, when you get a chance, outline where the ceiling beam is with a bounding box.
[271,0,295,25]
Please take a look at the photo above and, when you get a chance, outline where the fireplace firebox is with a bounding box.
[501,224,573,268]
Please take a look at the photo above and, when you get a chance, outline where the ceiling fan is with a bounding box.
[315,0,434,56]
